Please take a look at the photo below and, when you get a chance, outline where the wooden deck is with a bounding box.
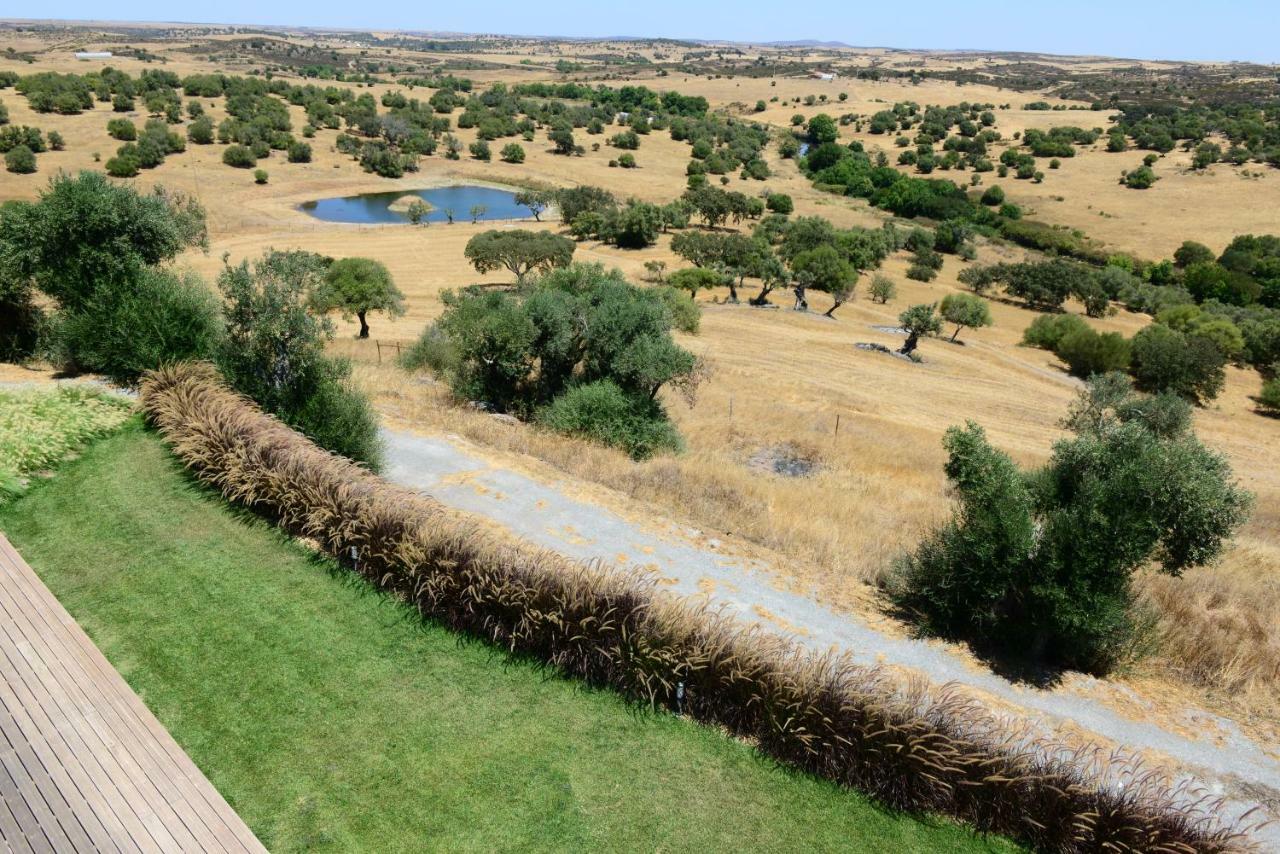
[0,534,266,853]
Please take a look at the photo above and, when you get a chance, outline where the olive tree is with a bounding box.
[791,245,856,318]
[668,267,723,300]
[939,292,992,342]
[868,274,896,304]
[514,189,550,224]
[310,257,405,339]
[898,303,942,355]
[892,376,1251,674]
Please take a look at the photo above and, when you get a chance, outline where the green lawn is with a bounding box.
[0,422,1017,853]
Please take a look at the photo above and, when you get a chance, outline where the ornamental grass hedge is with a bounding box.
[140,362,1250,853]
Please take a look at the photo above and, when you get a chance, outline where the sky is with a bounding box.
[18,1,1279,64]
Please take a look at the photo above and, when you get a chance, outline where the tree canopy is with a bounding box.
[892,375,1251,674]
[310,257,406,339]
[463,230,576,285]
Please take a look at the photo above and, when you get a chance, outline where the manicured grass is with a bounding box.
[0,385,132,502]
[0,422,1017,852]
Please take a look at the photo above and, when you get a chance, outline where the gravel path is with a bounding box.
[383,427,1280,844]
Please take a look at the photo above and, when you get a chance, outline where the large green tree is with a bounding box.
[311,257,406,339]
[791,245,856,318]
[892,374,1251,674]
[405,264,700,458]
[218,251,382,468]
[0,172,214,382]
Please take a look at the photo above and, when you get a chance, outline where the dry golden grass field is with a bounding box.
[1,25,1278,741]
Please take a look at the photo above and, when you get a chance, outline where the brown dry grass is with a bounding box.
[2,30,1278,741]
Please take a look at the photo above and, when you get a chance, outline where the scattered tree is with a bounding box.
[514,188,552,221]
[939,293,992,342]
[898,303,942,356]
[310,257,405,339]
[463,230,576,285]
[891,376,1251,674]
[868,274,896,304]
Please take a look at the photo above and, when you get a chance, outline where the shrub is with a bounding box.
[979,185,1004,206]
[868,274,896,304]
[420,264,699,447]
[469,140,491,161]
[765,193,793,214]
[287,141,312,163]
[1022,314,1089,350]
[892,378,1250,675]
[1123,166,1157,189]
[500,143,525,163]
[107,118,137,141]
[1130,324,1226,404]
[187,115,214,144]
[618,152,637,168]
[4,145,35,174]
[0,171,206,315]
[905,263,936,282]
[216,250,383,468]
[46,268,223,386]
[1259,376,1280,414]
[537,380,682,459]
[223,144,256,168]
[253,169,269,185]
[1055,328,1132,378]
[105,154,139,177]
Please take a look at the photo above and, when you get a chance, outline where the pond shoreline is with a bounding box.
[298,182,540,225]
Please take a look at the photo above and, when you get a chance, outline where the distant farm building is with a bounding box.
[810,71,838,81]
[74,51,112,60]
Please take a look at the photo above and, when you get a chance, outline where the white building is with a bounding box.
[74,52,113,61]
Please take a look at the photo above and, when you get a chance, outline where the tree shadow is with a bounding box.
[882,600,1071,691]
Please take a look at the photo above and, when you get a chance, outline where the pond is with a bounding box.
[298,185,532,225]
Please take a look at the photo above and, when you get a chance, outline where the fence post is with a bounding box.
[376,341,382,365]
[835,413,841,437]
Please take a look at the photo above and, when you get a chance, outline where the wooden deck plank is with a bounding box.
[0,662,139,852]
[0,544,224,854]
[0,539,258,854]
[0,542,245,853]
[0,534,265,853]
[0,567,181,852]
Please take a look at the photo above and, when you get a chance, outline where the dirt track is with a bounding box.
[382,425,1280,845]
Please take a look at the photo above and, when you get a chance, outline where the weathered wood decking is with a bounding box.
[0,534,266,853]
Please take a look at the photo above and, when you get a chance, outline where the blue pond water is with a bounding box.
[299,185,531,224]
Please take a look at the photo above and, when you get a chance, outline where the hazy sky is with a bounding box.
[22,1,1279,64]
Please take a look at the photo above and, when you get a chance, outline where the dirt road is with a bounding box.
[383,426,1280,844]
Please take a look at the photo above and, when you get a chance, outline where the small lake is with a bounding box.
[299,185,531,224]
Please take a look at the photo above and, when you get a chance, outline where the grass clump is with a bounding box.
[0,385,132,502]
